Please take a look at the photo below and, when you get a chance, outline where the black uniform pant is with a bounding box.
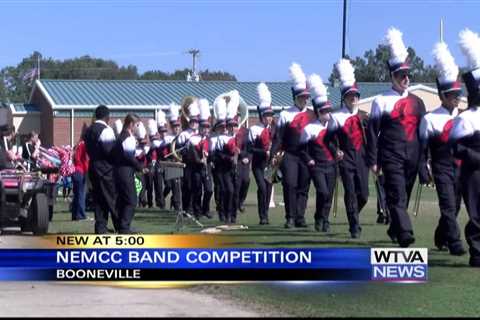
[235,161,250,210]
[376,174,388,217]
[433,170,462,247]
[115,166,137,234]
[153,165,166,209]
[280,152,311,224]
[212,166,224,220]
[192,165,213,216]
[460,168,480,263]
[181,164,194,212]
[310,165,336,223]
[339,163,369,233]
[252,165,272,221]
[382,158,418,239]
[89,166,119,234]
[218,167,237,222]
[164,177,182,211]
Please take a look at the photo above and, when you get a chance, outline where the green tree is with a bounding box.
[1,52,238,102]
[328,45,436,85]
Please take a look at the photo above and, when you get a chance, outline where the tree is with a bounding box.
[0,52,238,102]
[328,44,436,85]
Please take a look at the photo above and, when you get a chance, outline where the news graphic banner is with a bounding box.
[0,235,428,283]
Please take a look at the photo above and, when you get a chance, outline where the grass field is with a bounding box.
[47,177,480,317]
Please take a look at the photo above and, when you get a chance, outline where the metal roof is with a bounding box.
[36,79,407,109]
[12,103,40,113]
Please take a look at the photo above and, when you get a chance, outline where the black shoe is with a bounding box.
[448,243,467,256]
[376,214,386,224]
[384,214,391,225]
[434,228,447,251]
[203,212,213,219]
[387,229,397,243]
[219,215,226,223]
[259,219,268,225]
[294,221,308,228]
[230,217,237,224]
[314,221,321,232]
[469,257,480,267]
[398,233,415,248]
[284,219,293,229]
[351,231,361,239]
[239,205,245,213]
[322,221,330,233]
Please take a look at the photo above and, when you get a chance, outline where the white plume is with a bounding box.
[157,110,167,127]
[134,121,147,140]
[147,119,158,136]
[198,98,211,121]
[336,58,356,87]
[168,103,180,121]
[188,99,200,117]
[385,27,409,65]
[289,62,307,90]
[432,42,459,83]
[113,119,123,136]
[226,90,240,119]
[213,95,227,121]
[307,74,328,104]
[459,28,480,71]
[257,82,272,107]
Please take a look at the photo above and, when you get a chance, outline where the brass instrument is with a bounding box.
[213,90,249,127]
[264,150,284,184]
[180,96,198,130]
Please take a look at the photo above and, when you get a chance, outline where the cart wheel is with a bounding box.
[31,193,49,235]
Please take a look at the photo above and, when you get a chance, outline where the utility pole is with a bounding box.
[187,49,200,81]
[342,0,347,58]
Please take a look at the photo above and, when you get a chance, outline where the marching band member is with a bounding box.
[176,99,200,214]
[145,119,160,208]
[366,28,429,247]
[150,112,168,209]
[113,114,146,234]
[188,98,213,219]
[84,105,119,234]
[300,74,338,232]
[329,59,369,238]
[419,41,465,255]
[212,94,239,223]
[270,63,314,228]
[449,29,480,267]
[235,122,251,213]
[134,121,149,207]
[210,98,228,222]
[161,103,183,212]
[248,83,275,225]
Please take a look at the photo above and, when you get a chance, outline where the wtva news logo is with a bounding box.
[371,248,428,282]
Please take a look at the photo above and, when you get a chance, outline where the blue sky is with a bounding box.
[0,0,479,81]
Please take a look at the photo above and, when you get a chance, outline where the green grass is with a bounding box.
[49,177,480,317]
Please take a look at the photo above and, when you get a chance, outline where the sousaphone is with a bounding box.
[213,90,249,127]
[180,96,198,130]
